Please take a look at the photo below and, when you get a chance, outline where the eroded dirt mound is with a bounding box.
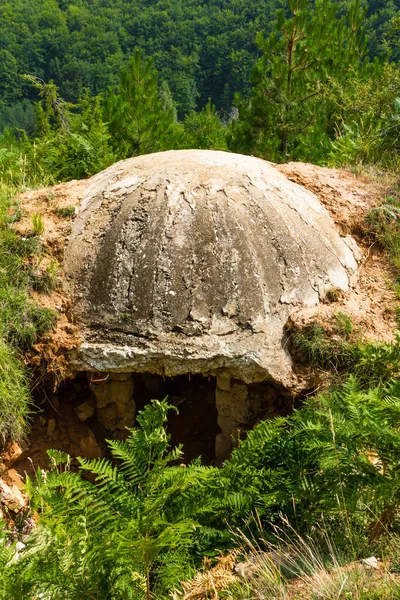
[277,162,383,234]
[2,158,397,497]
[277,163,397,342]
[14,179,90,383]
[15,159,398,385]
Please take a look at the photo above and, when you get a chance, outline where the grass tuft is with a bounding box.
[290,317,400,387]
[0,340,31,443]
[0,183,57,444]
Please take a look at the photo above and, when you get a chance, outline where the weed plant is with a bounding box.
[224,520,400,600]
[0,341,30,443]
[0,183,56,442]
[53,205,76,219]
[5,392,400,598]
[366,197,400,297]
[31,212,44,236]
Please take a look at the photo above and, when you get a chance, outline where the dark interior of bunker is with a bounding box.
[12,371,297,478]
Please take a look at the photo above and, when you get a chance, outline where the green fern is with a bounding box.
[11,400,218,600]
[222,376,400,538]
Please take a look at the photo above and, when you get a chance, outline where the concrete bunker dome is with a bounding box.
[64,150,360,460]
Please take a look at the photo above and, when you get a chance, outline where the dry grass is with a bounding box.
[173,520,400,600]
[171,552,240,599]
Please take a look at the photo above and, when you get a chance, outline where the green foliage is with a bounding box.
[328,65,400,171]
[8,373,400,595]
[290,319,400,386]
[230,0,370,162]
[182,100,227,150]
[224,524,400,599]
[0,183,56,445]
[105,49,179,159]
[22,76,72,136]
[0,340,30,443]
[366,196,400,280]
[29,259,59,294]
[14,400,218,599]
[0,0,395,123]
[0,186,56,347]
[222,376,400,535]
[31,212,44,236]
[53,205,76,219]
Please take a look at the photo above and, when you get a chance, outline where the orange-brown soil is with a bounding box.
[277,163,398,343]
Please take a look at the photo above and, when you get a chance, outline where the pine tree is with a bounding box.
[228,0,367,163]
[105,49,177,159]
[182,99,227,149]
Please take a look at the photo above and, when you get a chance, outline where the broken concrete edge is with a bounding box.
[67,341,297,387]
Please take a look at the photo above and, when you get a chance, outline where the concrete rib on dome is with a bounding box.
[64,149,360,387]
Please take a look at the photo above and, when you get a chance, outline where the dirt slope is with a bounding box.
[2,161,397,490]
[276,163,397,343]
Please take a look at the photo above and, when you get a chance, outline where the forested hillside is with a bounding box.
[0,0,399,131]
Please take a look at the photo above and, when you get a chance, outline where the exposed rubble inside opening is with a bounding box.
[9,370,295,477]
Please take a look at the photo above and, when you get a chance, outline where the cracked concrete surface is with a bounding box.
[64,150,360,388]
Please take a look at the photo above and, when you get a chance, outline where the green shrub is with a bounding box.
[222,376,400,538]
[290,320,400,386]
[0,188,57,348]
[53,205,76,219]
[0,184,56,447]
[0,340,31,443]
[29,260,58,294]
[13,400,219,600]
[366,197,400,279]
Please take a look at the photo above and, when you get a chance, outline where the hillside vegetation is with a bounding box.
[1,0,400,597]
[0,0,398,126]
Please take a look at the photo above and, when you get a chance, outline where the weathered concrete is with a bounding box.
[65,150,360,389]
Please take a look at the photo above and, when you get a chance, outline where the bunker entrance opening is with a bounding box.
[22,372,220,475]
[14,370,295,480]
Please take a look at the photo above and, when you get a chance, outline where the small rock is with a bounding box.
[79,430,101,459]
[222,301,237,318]
[361,556,379,569]
[47,418,56,437]
[75,400,95,422]
[5,442,23,468]
[0,480,27,512]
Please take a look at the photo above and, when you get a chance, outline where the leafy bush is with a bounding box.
[0,184,56,446]
[222,376,400,539]
[6,378,400,596]
[12,400,219,600]
[290,319,400,387]
[366,197,400,280]
[182,100,227,150]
